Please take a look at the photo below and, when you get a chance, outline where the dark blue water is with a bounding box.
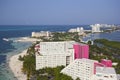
[0,25,119,80]
[0,25,90,54]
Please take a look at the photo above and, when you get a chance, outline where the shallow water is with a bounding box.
[0,39,32,80]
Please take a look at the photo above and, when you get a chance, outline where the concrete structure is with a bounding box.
[36,54,67,69]
[73,43,89,59]
[36,41,75,70]
[61,58,117,80]
[100,59,112,67]
[68,27,85,35]
[35,41,89,70]
[94,59,112,74]
[94,62,105,74]
[31,31,51,38]
[91,24,101,33]
[61,58,98,80]
[117,74,120,80]
[95,67,117,80]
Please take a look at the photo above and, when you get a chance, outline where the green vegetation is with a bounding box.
[18,44,36,79]
[34,32,81,42]
[22,55,36,79]
[51,32,81,42]
[76,77,80,80]
[94,39,120,50]
[36,66,73,80]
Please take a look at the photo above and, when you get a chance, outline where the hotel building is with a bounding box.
[35,41,89,70]
[91,24,101,33]
[68,27,85,35]
[31,31,51,38]
[73,43,89,59]
[61,58,98,80]
[36,41,75,70]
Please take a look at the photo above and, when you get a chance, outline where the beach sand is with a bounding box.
[14,37,41,42]
[9,49,27,80]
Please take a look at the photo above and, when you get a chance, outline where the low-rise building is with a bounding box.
[61,58,98,80]
[31,31,51,38]
[95,67,117,80]
[61,58,117,80]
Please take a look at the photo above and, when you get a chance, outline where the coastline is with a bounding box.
[14,37,41,42]
[9,49,27,80]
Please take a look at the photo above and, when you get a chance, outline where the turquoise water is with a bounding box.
[0,39,32,80]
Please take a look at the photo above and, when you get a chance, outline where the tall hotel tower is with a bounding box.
[35,41,89,70]
[73,43,89,59]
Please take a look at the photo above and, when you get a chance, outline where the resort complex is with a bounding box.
[8,27,120,80]
[68,27,85,35]
[8,24,120,80]
[1,0,120,79]
[35,41,117,80]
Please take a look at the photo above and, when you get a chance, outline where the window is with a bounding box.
[104,76,109,78]
[110,75,113,78]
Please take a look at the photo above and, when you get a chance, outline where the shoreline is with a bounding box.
[9,49,27,80]
[14,37,41,42]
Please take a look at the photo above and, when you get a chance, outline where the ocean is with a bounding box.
[0,25,120,80]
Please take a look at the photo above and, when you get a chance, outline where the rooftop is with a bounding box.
[75,58,98,64]
[96,67,116,74]
[73,42,88,46]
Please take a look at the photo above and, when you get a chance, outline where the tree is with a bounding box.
[76,77,80,80]
[18,55,24,61]
[22,55,35,80]
[37,75,48,80]
[87,40,92,45]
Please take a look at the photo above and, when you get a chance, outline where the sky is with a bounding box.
[0,0,120,25]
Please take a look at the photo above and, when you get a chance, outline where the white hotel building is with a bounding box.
[61,58,98,80]
[35,41,75,70]
[91,24,101,33]
[61,58,117,80]
[31,31,51,38]
[68,27,85,35]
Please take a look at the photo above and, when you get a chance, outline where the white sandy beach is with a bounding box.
[14,37,41,42]
[9,49,27,80]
